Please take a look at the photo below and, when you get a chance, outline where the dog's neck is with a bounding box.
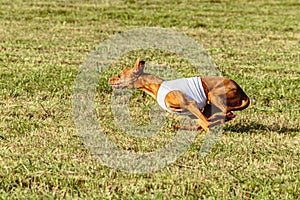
[133,73,163,99]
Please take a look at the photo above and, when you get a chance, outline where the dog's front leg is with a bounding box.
[185,100,211,132]
[165,91,211,132]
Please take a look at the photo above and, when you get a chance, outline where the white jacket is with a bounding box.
[156,77,207,115]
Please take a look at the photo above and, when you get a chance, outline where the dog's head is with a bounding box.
[109,58,145,89]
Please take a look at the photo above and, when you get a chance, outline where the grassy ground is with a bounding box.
[0,0,299,199]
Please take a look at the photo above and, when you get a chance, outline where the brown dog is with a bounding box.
[109,58,250,132]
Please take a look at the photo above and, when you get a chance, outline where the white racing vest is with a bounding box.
[156,77,207,115]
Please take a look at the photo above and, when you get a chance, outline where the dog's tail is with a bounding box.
[230,95,250,111]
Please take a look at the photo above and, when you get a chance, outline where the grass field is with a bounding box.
[0,0,299,199]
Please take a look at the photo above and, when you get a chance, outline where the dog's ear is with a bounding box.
[133,58,145,73]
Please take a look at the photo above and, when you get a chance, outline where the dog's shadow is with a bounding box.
[224,121,299,135]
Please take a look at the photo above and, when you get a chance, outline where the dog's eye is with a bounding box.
[118,75,120,78]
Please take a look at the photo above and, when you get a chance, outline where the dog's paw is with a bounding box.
[172,124,180,130]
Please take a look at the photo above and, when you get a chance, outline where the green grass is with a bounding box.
[0,0,299,199]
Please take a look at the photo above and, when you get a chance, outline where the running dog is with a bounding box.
[109,58,250,132]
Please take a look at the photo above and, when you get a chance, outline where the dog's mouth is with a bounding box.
[109,78,134,89]
[109,76,138,89]
[109,77,123,89]
[109,80,127,89]
[111,83,124,89]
